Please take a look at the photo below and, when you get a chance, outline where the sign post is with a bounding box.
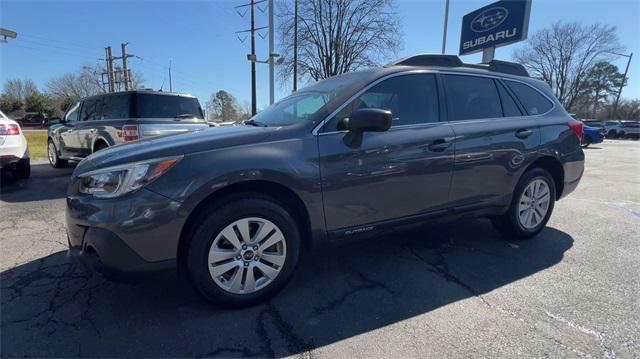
[459,0,531,62]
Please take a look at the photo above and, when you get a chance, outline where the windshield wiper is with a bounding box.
[174,113,197,119]
[244,119,267,127]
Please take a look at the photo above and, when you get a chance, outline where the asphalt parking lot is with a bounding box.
[1,140,639,358]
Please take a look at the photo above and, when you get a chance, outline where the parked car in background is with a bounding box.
[620,121,640,139]
[582,125,605,147]
[18,112,48,128]
[603,121,625,138]
[66,55,585,307]
[0,109,30,178]
[47,90,209,168]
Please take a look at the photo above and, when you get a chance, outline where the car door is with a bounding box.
[317,73,455,235]
[76,97,102,156]
[443,74,542,209]
[58,101,82,157]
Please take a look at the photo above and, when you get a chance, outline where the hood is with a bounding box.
[74,125,274,175]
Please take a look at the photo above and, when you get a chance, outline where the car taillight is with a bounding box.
[122,125,139,142]
[0,124,20,135]
[568,120,583,143]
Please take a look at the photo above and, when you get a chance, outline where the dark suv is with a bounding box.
[47,90,208,167]
[66,55,585,307]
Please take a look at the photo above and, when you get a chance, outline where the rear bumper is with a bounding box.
[0,156,28,170]
[559,149,585,200]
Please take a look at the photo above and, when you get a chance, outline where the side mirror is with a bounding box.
[49,117,62,125]
[338,108,392,133]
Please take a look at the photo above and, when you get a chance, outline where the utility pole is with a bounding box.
[268,0,274,105]
[120,42,133,91]
[105,46,115,92]
[612,52,633,120]
[293,0,298,92]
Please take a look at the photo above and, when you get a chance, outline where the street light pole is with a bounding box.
[268,0,275,105]
[612,52,633,120]
[441,0,450,54]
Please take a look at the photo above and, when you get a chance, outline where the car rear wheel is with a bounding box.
[93,141,108,153]
[48,140,68,168]
[186,197,300,307]
[492,168,556,239]
[12,158,30,179]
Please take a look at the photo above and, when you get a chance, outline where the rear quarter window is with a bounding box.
[444,75,502,121]
[505,81,554,115]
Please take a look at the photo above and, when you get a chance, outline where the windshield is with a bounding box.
[134,94,204,119]
[249,70,373,127]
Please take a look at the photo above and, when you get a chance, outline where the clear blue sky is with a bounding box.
[1,0,638,109]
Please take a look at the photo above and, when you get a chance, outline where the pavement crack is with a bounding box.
[546,311,616,359]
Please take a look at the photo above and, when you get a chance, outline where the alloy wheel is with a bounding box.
[208,217,287,294]
[518,179,551,230]
[48,142,56,165]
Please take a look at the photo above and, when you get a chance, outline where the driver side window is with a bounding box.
[328,73,439,131]
[65,102,80,123]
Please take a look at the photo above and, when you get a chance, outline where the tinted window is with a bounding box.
[497,81,522,117]
[134,94,203,119]
[332,74,439,129]
[505,81,553,115]
[102,94,130,119]
[444,75,502,121]
[80,98,100,122]
[65,102,80,123]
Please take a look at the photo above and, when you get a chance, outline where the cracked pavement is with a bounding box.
[1,141,639,358]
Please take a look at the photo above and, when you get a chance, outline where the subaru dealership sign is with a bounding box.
[459,0,532,55]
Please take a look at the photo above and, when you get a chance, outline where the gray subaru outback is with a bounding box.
[47,90,208,168]
[66,55,585,307]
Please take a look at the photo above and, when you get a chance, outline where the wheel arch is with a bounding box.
[176,179,313,271]
[91,135,112,153]
[524,156,564,200]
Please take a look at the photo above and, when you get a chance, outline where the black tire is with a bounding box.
[607,130,617,139]
[93,141,108,153]
[48,139,68,168]
[492,168,556,240]
[581,136,591,148]
[13,159,30,179]
[186,196,301,307]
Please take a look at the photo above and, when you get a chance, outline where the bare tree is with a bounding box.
[3,79,38,103]
[277,0,402,85]
[513,22,623,112]
[206,90,239,122]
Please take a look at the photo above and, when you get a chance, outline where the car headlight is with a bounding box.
[78,156,182,198]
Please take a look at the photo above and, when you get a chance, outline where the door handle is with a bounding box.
[515,128,533,139]
[428,138,451,152]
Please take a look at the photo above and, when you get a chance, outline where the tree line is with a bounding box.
[0,65,144,118]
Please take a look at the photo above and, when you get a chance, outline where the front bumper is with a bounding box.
[66,187,186,281]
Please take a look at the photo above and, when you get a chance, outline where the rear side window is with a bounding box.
[102,94,131,119]
[444,75,502,121]
[333,73,439,128]
[497,81,523,117]
[80,98,100,122]
[505,81,553,115]
[134,94,203,119]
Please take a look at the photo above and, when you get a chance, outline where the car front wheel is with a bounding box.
[492,168,556,239]
[186,197,301,307]
[48,140,68,168]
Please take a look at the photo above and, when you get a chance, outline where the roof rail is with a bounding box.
[387,54,530,77]
[386,54,463,68]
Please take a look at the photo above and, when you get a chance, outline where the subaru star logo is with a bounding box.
[471,7,509,32]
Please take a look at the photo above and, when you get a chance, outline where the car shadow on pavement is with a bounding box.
[1,163,75,203]
[0,219,573,358]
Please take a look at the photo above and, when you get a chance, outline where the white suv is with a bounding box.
[0,110,30,179]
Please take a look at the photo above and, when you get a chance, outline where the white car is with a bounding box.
[0,110,30,178]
